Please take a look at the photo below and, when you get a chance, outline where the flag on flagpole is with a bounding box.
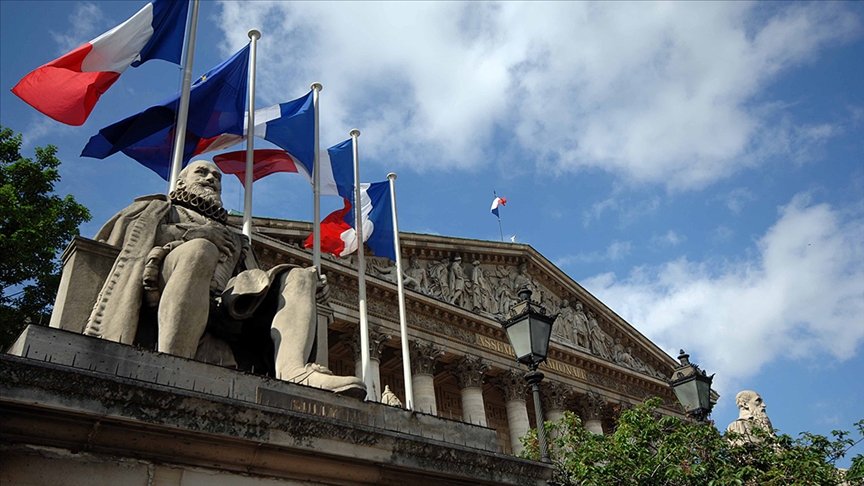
[491,195,507,217]
[195,91,315,177]
[11,0,189,126]
[304,180,395,260]
[212,149,302,183]
[80,44,249,179]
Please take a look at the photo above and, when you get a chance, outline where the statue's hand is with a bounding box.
[178,222,237,256]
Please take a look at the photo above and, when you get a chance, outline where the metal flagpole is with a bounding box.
[387,172,414,410]
[494,190,504,242]
[167,0,199,194]
[351,129,373,400]
[311,83,322,273]
[241,29,260,239]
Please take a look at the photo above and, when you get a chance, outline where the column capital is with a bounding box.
[541,381,574,413]
[577,391,607,421]
[409,339,444,375]
[448,354,490,389]
[493,369,529,402]
[342,325,391,361]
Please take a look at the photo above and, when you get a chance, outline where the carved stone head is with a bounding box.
[178,160,223,207]
[735,390,767,420]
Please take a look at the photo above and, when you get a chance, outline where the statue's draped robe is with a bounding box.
[83,195,294,373]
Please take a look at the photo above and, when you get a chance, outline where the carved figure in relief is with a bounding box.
[449,256,466,307]
[513,262,533,293]
[587,311,612,359]
[726,390,775,445]
[572,301,589,348]
[553,299,576,342]
[82,161,364,398]
[612,337,626,363]
[405,255,429,294]
[470,260,492,313]
[427,258,450,300]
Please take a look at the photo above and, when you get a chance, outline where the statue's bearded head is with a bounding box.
[178,160,223,208]
[735,390,768,420]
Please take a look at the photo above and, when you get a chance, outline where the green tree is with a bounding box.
[0,126,91,349]
[521,397,864,486]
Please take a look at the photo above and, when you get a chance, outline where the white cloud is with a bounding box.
[652,230,686,248]
[711,225,736,243]
[50,2,105,53]
[721,188,757,215]
[215,2,860,189]
[581,193,864,393]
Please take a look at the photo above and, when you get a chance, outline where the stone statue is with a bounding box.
[381,385,403,407]
[553,299,576,343]
[587,311,612,360]
[612,337,626,363]
[572,301,589,348]
[83,161,364,398]
[449,256,466,307]
[405,255,429,295]
[512,262,533,294]
[427,258,450,301]
[470,260,492,313]
[726,390,775,445]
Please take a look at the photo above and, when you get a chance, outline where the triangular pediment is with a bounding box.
[248,218,678,386]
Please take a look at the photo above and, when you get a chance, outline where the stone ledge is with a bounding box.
[1,326,552,485]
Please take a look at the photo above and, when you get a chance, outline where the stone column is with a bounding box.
[343,325,391,401]
[495,370,530,454]
[542,381,574,423]
[448,355,490,426]
[409,339,444,415]
[577,391,607,434]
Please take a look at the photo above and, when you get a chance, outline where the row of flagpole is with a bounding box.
[12,0,415,410]
[166,5,409,407]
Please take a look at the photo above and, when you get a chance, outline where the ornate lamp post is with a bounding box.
[669,349,714,423]
[499,287,558,463]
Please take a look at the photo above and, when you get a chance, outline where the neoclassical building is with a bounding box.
[246,215,683,455]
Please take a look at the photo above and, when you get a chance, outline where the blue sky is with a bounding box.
[2,1,862,464]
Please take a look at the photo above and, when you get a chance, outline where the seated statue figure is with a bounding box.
[83,160,365,398]
[726,390,774,445]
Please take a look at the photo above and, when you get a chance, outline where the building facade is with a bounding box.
[247,216,683,455]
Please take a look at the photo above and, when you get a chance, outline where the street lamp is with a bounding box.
[669,349,714,423]
[500,287,558,463]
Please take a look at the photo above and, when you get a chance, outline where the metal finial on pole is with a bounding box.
[388,172,414,411]
[311,82,323,272]
[166,0,200,194]
[241,29,261,239]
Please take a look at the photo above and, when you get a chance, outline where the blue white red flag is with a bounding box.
[304,179,395,261]
[12,0,188,126]
[196,91,316,181]
[491,195,507,217]
[212,149,301,183]
[80,44,249,179]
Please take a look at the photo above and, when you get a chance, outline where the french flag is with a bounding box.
[491,195,507,217]
[305,181,395,261]
[11,0,188,126]
[197,91,315,179]
[303,139,395,260]
[212,149,301,183]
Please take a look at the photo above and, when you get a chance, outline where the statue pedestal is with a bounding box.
[2,325,552,485]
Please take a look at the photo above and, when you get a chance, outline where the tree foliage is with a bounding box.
[521,397,864,486]
[0,126,90,349]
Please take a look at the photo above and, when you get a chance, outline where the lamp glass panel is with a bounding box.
[505,318,532,361]
[696,378,711,410]
[530,319,552,360]
[673,380,699,412]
